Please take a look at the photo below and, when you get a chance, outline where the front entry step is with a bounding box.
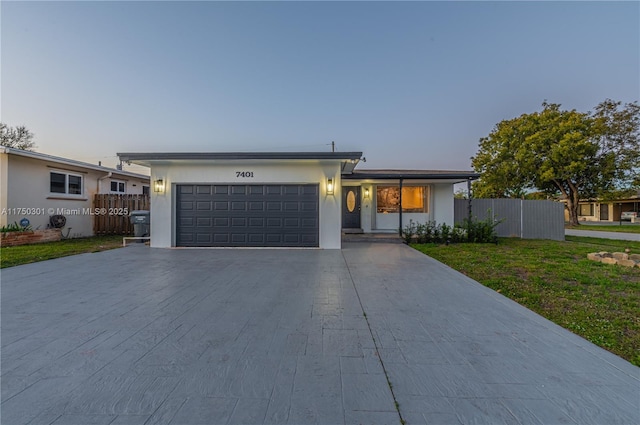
[342,233,404,243]
[342,228,364,234]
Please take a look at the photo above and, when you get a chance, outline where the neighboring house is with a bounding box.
[565,196,640,222]
[1,147,150,237]
[117,151,479,249]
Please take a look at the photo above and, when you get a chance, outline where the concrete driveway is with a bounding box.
[1,243,638,425]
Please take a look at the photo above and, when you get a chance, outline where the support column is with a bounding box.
[398,178,403,236]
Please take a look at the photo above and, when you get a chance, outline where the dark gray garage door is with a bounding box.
[176,184,319,247]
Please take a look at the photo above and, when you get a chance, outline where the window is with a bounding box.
[376,186,429,213]
[579,203,594,216]
[142,186,150,196]
[50,171,83,195]
[110,180,126,194]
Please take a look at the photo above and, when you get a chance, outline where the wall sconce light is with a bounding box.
[327,178,334,195]
[153,178,165,193]
[364,187,370,199]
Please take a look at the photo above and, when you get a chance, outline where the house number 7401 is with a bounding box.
[236,171,254,178]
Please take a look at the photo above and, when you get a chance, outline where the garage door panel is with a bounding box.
[301,218,316,227]
[214,202,229,210]
[284,202,299,211]
[301,186,318,195]
[214,217,229,227]
[301,234,317,244]
[196,201,212,211]
[266,218,282,227]
[284,218,300,227]
[249,218,265,227]
[180,201,194,210]
[248,234,265,243]
[265,185,282,195]
[177,184,318,247]
[180,217,194,226]
[196,186,211,195]
[231,217,247,227]
[196,234,212,243]
[196,217,212,227]
[266,202,282,211]
[231,233,247,243]
[213,234,229,243]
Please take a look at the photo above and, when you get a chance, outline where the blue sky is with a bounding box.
[2,1,638,174]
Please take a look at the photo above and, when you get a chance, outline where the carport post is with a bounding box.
[467,177,473,241]
[398,178,403,236]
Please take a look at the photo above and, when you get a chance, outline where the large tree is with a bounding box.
[471,100,640,226]
[0,123,36,151]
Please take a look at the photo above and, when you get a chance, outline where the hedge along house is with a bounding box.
[117,152,479,249]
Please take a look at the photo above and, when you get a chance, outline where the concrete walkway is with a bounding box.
[1,244,638,424]
[566,228,640,241]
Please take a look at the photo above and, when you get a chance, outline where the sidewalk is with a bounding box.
[565,228,640,241]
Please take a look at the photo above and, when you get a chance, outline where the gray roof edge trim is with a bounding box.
[342,172,481,180]
[117,152,364,161]
[4,147,150,179]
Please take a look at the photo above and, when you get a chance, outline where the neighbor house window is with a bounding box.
[376,186,429,213]
[110,180,126,194]
[50,171,83,195]
[579,203,594,216]
[142,186,150,195]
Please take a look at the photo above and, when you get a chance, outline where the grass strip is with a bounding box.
[1,235,125,268]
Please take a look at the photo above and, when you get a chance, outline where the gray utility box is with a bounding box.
[129,210,150,239]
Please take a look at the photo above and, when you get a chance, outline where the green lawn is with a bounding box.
[566,224,640,233]
[412,236,640,366]
[0,235,125,268]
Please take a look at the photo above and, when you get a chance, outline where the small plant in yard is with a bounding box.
[1,221,32,233]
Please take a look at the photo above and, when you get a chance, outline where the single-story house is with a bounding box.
[117,151,479,249]
[1,147,150,237]
[566,196,640,222]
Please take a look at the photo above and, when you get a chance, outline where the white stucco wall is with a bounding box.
[432,183,455,226]
[0,153,8,227]
[149,160,344,249]
[2,154,149,237]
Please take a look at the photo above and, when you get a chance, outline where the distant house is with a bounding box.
[1,147,150,237]
[566,196,640,222]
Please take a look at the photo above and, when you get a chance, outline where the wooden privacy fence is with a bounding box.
[94,194,150,235]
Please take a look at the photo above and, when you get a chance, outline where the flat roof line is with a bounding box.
[118,152,364,161]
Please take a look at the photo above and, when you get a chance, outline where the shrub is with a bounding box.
[402,215,501,244]
[1,222,32,233]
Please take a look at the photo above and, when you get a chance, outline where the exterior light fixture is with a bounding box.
[364,187,370,199]
[154,178,165,193]
[327,178,334,195]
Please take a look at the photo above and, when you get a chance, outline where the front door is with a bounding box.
[342,186,361,229]
[600,204,609,220]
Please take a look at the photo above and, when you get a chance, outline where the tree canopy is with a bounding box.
[0,123,37,151]
[471,100,640,226]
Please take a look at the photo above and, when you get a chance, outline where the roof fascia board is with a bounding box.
[117,152,363,162]
[3,147,149,179]
[343,172,480,180]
